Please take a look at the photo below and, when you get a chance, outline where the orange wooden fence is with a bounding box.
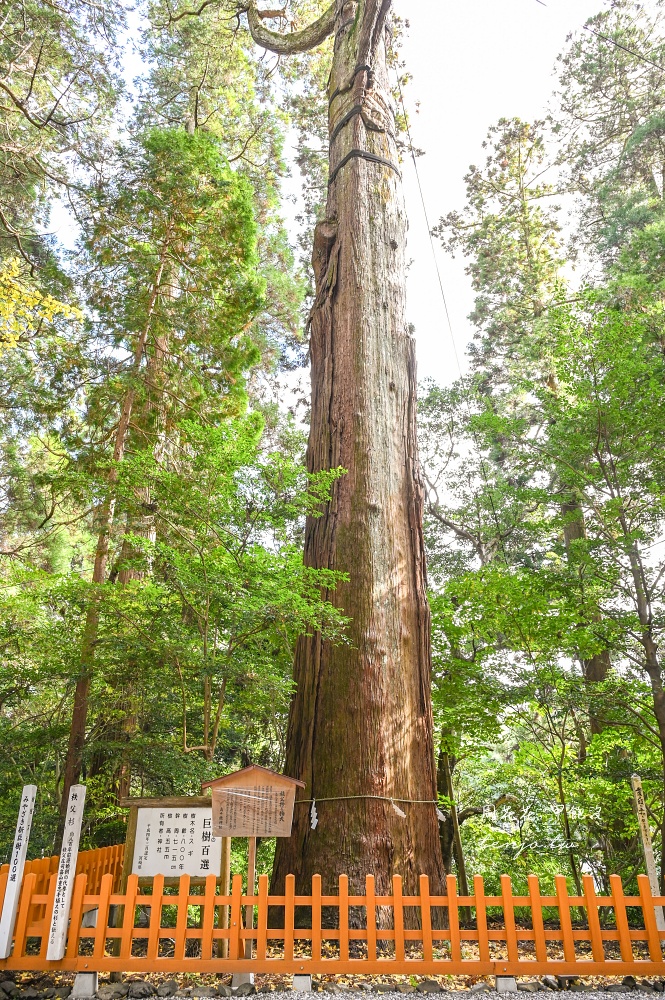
[0,870,664,976]
[0,844,125,896]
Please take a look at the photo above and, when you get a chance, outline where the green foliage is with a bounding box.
[0,0,123,262]
[0,7,341,861]
[425,12,665,892]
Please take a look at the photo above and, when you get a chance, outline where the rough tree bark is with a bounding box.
[247,0,445,896]
[561,497,610,735]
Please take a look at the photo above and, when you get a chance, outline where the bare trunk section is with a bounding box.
[622,529,665,891]
[561,497,609,734]
[272,0,444,898]
[436,749,468,893]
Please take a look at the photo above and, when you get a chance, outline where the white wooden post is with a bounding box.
[0,785,37,959]
[631,774,665,932]
[232,836,257,988]
[46,784,86,961]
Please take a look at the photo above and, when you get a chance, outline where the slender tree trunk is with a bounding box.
[272,0,444,898]
[437,750,468,893]
[561,497,609,734]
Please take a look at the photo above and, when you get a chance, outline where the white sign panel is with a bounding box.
[0,784,37,959]
[132,807,221,878]
[46,783,86,961]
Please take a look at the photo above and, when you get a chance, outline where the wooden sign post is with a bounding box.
[203,765,305,976]
[0,785,37,959]
[631,774,665,933]
[46,784,86,961]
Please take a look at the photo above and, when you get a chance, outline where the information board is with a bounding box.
[0,784,37,959]
[212,781,296,838]
[46,783,86,961]
[131,806,221,877]
[631,774,665,933]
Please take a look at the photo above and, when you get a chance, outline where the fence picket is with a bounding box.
[528,874,547,964]
[12,872,36,960]
[393,875,404,963]
[582,875,604,963]
[312,875,322,962]
[284,874,295,962]
[474,875,490,964]
[119,874,138,961]
[229,874,242,961]
[147,875,164,962]
[339,875,349,962]
[256,874,269,961]
[65,874,87,961]
[366,875,377,962]
[610,874,633,964]
[93,874,113,959]
[501,875,518,965]
[173,874,190,962]
[555,876,576,964]
[200,874,216,961]
[39,872,58,960]
[420,875,433,963]
[447,875,461,963]
[638,874,663,962]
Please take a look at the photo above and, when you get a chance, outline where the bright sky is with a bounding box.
[392,0,606,386]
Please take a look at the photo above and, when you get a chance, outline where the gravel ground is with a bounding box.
[255,994,641,1000]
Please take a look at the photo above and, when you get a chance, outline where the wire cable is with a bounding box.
[530,0,665,74]
[582,25,665,72]
[394,71,540,668]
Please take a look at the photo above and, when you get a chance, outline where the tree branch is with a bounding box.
[457,794,520,826]
[246,1,335,54]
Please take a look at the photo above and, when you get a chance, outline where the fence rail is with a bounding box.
[0,870,664,976]
[0,844,125,897]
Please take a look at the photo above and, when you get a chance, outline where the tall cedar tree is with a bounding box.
[57,128,265,834]
[227,0,445,896]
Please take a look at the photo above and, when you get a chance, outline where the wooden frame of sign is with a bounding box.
[118,796,227,889]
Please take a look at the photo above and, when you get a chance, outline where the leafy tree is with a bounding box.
[0,0,124,263]
[555,0,665,261]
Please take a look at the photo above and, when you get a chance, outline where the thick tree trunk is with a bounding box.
[272,0,444,898]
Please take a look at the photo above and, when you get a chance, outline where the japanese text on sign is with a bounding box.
[46,784,86,961]
[0,784,37,959]
[131,807,221,877]
[212,783,296,838]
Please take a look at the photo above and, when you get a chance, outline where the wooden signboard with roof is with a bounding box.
[201,766,305,966]
[202,764,305,839]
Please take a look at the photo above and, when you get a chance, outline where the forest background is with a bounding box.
[2,0,665,898]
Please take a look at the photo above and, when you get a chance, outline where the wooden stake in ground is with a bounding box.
[0,785,37,959]
[245,836,257,960]
[47,784,86,961]
[244,0,445,899]
[631,774,665,932]
[220,835,231,959]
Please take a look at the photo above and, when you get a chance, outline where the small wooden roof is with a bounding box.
[201,764,305,792]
